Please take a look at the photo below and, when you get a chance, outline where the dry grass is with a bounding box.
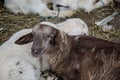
[0,3,120,45]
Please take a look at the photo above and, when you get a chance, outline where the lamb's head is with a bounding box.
[31,22,57,57]
[53,0,77,11]
[31,22,81,58]
[53,0,70,10]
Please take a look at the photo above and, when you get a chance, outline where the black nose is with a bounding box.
[31,48,42,57]
[56,4,63,7]
[56,4,69,8]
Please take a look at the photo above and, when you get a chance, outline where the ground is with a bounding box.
[0,2,120,45]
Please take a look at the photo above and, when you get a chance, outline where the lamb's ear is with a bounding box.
[15,33,33,45]
[55,31,67,52]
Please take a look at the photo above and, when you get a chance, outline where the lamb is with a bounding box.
[52,0,113,16]
[4,0,57,17]
[33,19,88,70]
[56,18,88,36]
[15,22,120,80]
[40,18,88,36]
[0,29,41,80]
[29,23,120,80]
[4,0,74,17]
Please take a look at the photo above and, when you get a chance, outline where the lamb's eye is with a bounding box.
[43,34,49,40]
[50,35,54,39]
[47,35,50,37]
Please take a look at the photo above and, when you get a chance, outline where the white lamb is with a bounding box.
[40,18,88,36]
[52,0,113,16]
[4,0,56,17]
[0,29,41,80]
[57,18,88,36]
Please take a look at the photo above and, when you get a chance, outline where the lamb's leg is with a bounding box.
[40,9,74,18]
[95,12,118,31]
[38,5,74,17]
[93,0,112,10]
[5,3,22,14]
[39,8,57,17]
[95,12,118,26]
[94,1,104,8]
[58,10,74,18]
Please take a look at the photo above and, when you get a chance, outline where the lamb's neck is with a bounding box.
[45,43,71,70]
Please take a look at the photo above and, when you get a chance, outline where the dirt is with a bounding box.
[0,2,120,45]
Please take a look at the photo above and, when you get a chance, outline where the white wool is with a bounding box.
[57,18,88,36]
[0,29,40,80]
[40,18,88,36]
[4,0,57,17]
[53,0,112,15]
[53,0,113,12]
[40,22,59,30]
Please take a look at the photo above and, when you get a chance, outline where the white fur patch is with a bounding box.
[0,29,40,80]
[40,22,60,30]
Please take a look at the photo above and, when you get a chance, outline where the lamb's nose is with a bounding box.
[31,48,42,57]
[56,4,63,7]
[56,4,69,8]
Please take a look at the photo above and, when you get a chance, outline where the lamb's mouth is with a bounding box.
[32,49,46,58]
